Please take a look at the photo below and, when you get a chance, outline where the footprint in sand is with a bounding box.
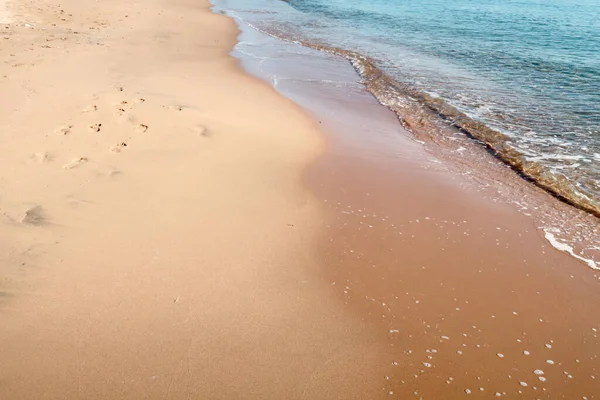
[88,123,102,132]
[192,125,210,137]
[66,195,91,209]
[82,104,97,113]
[135,124,148,133]
[20,205,46,226]
[54,124,73,135]
[110,142,127,153]
[31,152,52,163]
[113,100,129,117]
[96,167,122,178]
[62,157,88,169]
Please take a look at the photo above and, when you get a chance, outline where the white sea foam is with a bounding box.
[544,229,598,270]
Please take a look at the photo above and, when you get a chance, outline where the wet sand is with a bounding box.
[311,130,600,398]
[304,53,600,398]
[229,24,600,397]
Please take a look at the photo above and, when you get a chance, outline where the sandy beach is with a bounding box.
[0,0,388,397]
[1,0,599,398]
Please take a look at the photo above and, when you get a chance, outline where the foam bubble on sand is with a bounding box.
[544,229,598,270]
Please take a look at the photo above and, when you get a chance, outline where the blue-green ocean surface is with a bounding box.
[215,0,600,214]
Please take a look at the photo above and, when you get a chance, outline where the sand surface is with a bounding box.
[2,0,600,398]
[0,0,389,398]
[0,1,9,23]
[231,27,600,397]
[301,61,600,398]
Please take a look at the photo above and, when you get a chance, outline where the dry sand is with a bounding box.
[0,0,389,398]
[0,1,9,23]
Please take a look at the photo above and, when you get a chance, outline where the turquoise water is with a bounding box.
[215,0,600,215]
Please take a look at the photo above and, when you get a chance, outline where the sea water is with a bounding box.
[213,0,599,216]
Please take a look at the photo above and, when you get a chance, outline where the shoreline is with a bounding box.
[231,0,600,221]
[223,5,600,397]
[223,6,598,271]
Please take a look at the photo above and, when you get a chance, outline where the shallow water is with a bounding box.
[215,0,600,216]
